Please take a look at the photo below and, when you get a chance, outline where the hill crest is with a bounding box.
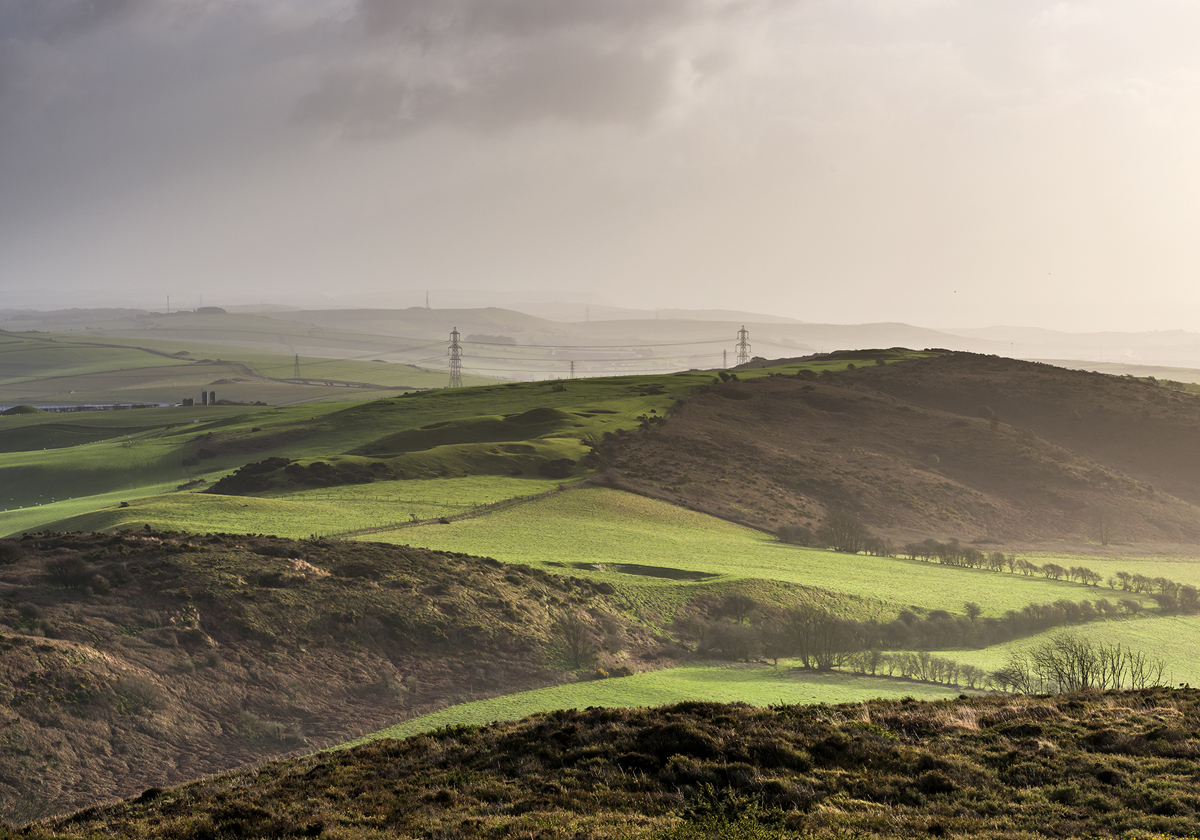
[606,353,1200,544]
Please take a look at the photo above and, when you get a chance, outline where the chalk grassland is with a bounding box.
[343,666,969,748]
[0,484,181,536]
[370,487,1162,617]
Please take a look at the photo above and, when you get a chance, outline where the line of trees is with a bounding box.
[778,521,1200,616]
[688,593,1170,694]
[841,635,1167,694]
[688,594,1148,669]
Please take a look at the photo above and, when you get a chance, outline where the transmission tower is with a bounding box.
[448,327,463,388]
[735,325,751,366]
[293,354,300,379]
[570,360,575,379]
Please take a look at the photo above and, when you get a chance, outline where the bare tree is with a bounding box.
[555,612,599,670]
[992,634,1166,693]
[1093,506,1116,546]
[777,605,862,670]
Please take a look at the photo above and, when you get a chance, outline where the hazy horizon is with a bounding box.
[3,1,1200,331]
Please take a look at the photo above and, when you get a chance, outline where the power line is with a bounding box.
[463,337,726,350]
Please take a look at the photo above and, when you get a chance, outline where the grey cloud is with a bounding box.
[356,0,693,42]
[297,41,676,136]
[297,0,730,135]
[0,0,151,43]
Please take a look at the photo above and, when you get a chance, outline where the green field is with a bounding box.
[25,477,566,539]
[1,370,716,534]
[370,487,1153,618]
[0,328,493,409]
[3,338,1196,717]
[946,613,1200,685]
[341,664,971,748]
[1020,550,1200,589]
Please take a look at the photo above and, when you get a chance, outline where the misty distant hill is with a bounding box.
[14,305,1200,378]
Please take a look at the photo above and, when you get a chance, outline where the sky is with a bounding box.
[2,0,1200,331]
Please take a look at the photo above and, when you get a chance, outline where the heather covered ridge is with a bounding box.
[12,690,1200,839]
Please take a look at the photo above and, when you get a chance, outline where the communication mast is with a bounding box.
[735,325,751,366]
[448,327,463,388]
[293,354,300,379]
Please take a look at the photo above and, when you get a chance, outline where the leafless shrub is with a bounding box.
[991,634,1166,693]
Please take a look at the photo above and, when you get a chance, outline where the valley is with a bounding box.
[4,308,1200,835]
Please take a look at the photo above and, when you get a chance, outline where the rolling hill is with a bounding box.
[606,352,1200,545]
[0,531,657,819]
[7,346,1200,829]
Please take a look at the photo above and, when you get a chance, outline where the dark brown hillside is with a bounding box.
[0,532,657,820]
[14,689,1200,839]
[604,364,1200,543]
[847,353,1200,505]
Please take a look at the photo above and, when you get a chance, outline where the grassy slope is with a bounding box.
[1,347,926,538]
[36,477,565,539]
[344,666,969,747]
[947,613,1200,683]
[608,362,1200,543]
[374,487,1154,618]
[5,371,714,536]
[0,328,493,408]
[0,403,346,524]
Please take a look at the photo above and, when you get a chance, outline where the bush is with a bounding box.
[111,675,164,716]
[777,525,813,546]
[537,459,576,479]
[817,513,871,554]
[234,711,304,745]
[44,556,106,590]
[0,540,24,565]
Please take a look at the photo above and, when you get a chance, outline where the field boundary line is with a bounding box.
[328,481,587,538]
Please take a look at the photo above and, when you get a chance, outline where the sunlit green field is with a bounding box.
[370,487,1154,618]
[341,664,970,748]
[0,402,351,521]
[5,336,1195,719]
[0,483,181,536]
[1,371,713,534]
[1021,550,1200,589]
[27,477,566,539]
[946,613,1200,685]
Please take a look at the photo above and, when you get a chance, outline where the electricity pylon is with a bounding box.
[448,328,463,388]
[735,325,751,366]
